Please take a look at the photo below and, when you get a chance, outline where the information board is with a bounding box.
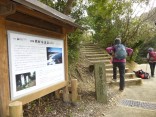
[7,31,65,100]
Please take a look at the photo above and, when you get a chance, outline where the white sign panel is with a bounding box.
[7,31,65,100]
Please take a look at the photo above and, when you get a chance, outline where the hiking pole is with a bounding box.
[145,57,148,72]
[146,63,148,72]
[146,63,150,78]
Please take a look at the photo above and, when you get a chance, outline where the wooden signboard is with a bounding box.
[7,30,66,101]
[0,0,79,116]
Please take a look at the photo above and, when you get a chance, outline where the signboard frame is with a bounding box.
[7,30,66,101]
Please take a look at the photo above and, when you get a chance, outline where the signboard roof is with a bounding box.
[12,0,81,28]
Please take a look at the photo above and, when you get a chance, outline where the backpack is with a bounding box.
[149,51,156,61]
[114,44,127,60]
[133,70,150,79]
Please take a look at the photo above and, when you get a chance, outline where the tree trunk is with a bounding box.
[63,0,74,15]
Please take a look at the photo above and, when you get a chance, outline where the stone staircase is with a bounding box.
[80,43,142,86]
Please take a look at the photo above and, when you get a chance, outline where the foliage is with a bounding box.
[39,0,66,12]
[133,7,156,62]
[68,29,83,64]
[38,0,86,64]
[86,0,156,62]
[136,36,156,63]
[86,0,133,46]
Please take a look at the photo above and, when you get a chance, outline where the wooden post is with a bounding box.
[62,28,70,103]
[71,79,78,103]
[9,101,23,117]
[63,86,70,103]
[94,63,108,103]
[55,90,60,99]
[0,17,10,117]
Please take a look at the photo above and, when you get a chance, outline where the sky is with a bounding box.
[133,0,156,17]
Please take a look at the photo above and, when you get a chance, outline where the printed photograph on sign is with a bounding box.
[16,71,36,91]
[47,47,62,65]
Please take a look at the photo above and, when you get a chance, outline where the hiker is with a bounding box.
[106,38,133,91]
[147,47,156,77]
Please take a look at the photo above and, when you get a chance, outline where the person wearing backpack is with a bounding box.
[147,47,156,77]
[106,38,133,91]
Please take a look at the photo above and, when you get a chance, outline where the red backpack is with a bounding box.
[149,51,156,61]
[133,70,150,79]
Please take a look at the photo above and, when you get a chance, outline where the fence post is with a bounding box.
[9,101,23,117]
[63,86,70,103]
[94,63,108,103]
[55,90,61,99]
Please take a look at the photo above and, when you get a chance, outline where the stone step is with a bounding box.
[88,56,111,60]
[81,47,98,50]
[81,47,101,50]
[81,49,104,53]
[105,64,131,69]
[86,54,109,58]
[106,68,129,73]
[83,51,105,54]
[81,43,142,88]
[89,59,110,64]
[106,72,135,79]
[81,46,100,51]
[81,43,96,46]
[107,78,142,86]
[81,45,97,48]
[105,64,113,68]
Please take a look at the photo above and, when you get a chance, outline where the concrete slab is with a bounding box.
[106,64,156,117]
